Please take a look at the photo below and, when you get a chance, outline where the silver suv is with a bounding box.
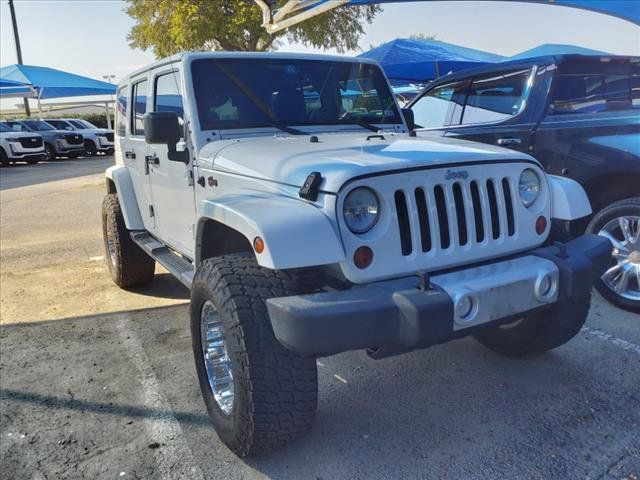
[45,118,114,156]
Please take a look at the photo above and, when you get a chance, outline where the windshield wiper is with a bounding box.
[337,114,381,133]
[268,122,307,136]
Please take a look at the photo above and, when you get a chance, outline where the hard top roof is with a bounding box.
[119,51,380,86]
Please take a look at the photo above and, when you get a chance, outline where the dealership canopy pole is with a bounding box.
[8,0,31,116]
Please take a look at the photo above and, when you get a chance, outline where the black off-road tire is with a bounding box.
[101,193,155,288]
[191,254,318,457]
[473,295,591,357]
[0,148,9,166]
[44,143,55,161]
[586,197,640,313]
[84,140,97,156]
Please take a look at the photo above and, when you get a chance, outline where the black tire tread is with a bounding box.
[102,193,155,288]
[191,254,318,457]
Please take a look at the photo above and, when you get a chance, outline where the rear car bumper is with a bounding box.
[267,234,612,357]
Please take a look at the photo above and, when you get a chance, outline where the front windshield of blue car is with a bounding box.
[191,58,401,131]
[0,123,11,133]
[22,120,55,131]
[71,119,97,129]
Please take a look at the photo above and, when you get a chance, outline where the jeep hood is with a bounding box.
[203,132,534,193]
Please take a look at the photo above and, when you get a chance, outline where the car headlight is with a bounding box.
[343,187,380,234]
[518,168,541,207]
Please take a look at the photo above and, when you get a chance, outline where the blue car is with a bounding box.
[408,54,639,312]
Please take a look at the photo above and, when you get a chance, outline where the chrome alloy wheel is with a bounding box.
[598,215,640,302]
[200,300,234,415]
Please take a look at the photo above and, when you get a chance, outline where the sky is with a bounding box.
[1,0,639,110]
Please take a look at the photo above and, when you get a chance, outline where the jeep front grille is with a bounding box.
[393,177,517,256]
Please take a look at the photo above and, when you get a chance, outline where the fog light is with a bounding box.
[455,292,478,323]
[253,236,264,254]
[535,216,547,235]
[353,246,373,269]
[535,272,557,302]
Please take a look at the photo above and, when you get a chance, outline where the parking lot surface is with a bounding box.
[1,158,639,480]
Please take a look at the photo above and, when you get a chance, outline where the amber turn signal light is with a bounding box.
[253,236,265,254]
[535,216,547,235]
[353,246,373,269]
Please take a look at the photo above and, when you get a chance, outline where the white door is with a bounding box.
[123,77,158,234]
[147,68,196,257]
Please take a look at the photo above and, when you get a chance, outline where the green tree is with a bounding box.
[126,0,381,58]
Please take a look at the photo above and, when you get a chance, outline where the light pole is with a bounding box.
[8,0,31,116]
[102,74,116,129]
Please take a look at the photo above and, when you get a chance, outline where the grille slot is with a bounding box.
[414,188,431,252]
[502,178,515,236]
[394,190,412,256]
[392,173,520,256]
[105,132,114,142]
[433,185,450,249]
[470,181,485,243]
[486,179,500,239]
[452,183,468,246]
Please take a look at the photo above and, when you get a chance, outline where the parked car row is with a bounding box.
[0,118,114,165]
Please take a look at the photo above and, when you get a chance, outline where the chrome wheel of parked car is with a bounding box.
[598,215,640,302]
[200,300,234,415]
[44,144,54,161]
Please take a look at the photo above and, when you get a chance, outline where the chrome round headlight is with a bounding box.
[343,187,380,234]
[518,168,541,207]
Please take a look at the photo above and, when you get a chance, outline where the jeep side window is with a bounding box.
[131,80,148,136]
[154,71,184,137]
[460,69,530,125]
[550,71,634,114]
[411,81,467,128]
[116,86,128,137]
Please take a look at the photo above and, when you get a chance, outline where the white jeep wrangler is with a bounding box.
[103,52,612,457]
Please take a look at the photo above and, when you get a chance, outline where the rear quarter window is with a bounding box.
[116,86,128,137]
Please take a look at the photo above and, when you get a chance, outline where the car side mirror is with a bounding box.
[402,108,415,132]
[143,111,188,163]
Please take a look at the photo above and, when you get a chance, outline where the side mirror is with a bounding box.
[143,111,188,163]
[401,108,415,132]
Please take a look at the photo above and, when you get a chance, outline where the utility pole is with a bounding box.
[102,74,116,130]
[8,0,31,116]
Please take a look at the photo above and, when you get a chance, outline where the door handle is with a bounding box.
[124,150,136,159]
[496,137,522,146]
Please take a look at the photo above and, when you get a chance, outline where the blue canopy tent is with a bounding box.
[358,38,505,85]
[509,43,611,60]
[255,1,640,33]
[0,64,116,99]
[0,78,36,99]
[0,64,116,122]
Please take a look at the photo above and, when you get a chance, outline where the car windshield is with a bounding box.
[0,123,11,133]
[22,120,55,131]
[191,58,401,131]
[71,119,96,129]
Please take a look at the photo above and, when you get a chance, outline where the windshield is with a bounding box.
[22,120,55,131]
[191,58,401,131]
[71,119,96,129]
[0,123,11,133]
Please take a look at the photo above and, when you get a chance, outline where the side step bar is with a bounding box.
[130,232,194,289]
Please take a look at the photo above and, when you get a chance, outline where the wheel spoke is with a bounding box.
[603,263,622,280]
[615,268,631,294]
[599,231,629,253]
[619,217,635,244]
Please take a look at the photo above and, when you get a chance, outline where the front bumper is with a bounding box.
[54,140,85,154]
[96,137,114,153]
[8,151,45,161]
[267,234,612,358]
